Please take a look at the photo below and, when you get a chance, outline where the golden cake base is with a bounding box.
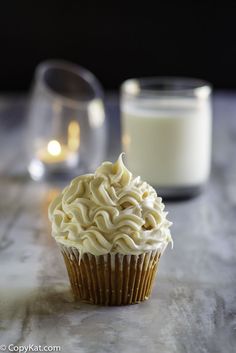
[59,245,161,306]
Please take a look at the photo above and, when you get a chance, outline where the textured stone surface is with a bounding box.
[0,93,235,353]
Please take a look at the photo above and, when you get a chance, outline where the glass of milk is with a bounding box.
[121,77,212,198]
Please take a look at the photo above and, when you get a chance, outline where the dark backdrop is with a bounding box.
[0,2,236,91]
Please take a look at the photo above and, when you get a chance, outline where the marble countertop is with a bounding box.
[0,93,235,353]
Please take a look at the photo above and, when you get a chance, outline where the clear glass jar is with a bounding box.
[27,60,107,181]
[121,77,212,198]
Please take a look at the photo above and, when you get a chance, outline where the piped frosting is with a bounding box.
[48,153,172,256]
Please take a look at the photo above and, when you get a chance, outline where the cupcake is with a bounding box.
[48,154,172,305]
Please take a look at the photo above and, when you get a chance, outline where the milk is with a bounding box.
[121,98,212,190]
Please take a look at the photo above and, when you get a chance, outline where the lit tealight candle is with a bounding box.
[36,120,80,173]
[38,139,79,169]
[47,140,62,160]
[39,140,72,164]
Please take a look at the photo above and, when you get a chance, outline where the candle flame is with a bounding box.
[68,120,80,151]
[47,140,62,156]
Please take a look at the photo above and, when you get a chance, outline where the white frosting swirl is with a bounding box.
[48,154,172,256]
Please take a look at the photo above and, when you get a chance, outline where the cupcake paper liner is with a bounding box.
[59,244,161,306]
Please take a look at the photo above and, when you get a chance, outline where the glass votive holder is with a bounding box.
[121,77,212,198]
[27,60,107,181]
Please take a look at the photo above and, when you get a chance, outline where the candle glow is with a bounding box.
[47,140,62,156]
[37,123,80,169]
